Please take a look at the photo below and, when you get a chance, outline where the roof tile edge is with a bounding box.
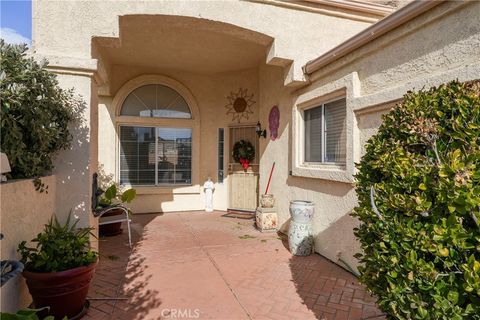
[303,0,444,75]
[305,0,395,16]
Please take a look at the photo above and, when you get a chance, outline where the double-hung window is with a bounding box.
[304,98,346,165]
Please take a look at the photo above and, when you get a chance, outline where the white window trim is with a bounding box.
[292,73,359,183]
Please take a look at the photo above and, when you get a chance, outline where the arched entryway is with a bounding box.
[93,16,282,213]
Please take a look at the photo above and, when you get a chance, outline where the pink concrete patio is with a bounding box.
[84,212,385,320]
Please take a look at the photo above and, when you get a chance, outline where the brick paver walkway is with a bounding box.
[84,211,385,320]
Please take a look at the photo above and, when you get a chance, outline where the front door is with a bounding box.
[228,125,259,212]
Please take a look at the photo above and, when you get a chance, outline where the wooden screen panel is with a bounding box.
[228,125,259,211]
[228,171,258,211]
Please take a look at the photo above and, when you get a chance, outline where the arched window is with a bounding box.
[121,84,191,119]
[118,83,193,186]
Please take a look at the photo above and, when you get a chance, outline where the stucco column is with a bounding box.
[44,58,100,246]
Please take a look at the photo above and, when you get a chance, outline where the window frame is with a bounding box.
[112,75,200,191]
[120,84,192,119]
[217,128,225,184]
[292,83,355,184]
[303,97,347,166]
[118,125,193,187]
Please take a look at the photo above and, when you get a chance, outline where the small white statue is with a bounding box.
[0,152,11,183]
[203,177,215,212]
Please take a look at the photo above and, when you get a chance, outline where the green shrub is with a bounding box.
[98,183,137,207]
[18,213,98,273]
[0,40,79,179]
[353,80,480,319]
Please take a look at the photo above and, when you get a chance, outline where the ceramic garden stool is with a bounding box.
[288,200,315,256]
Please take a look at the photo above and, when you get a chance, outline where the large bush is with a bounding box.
[353,80,480,319]
[0,40,78,178]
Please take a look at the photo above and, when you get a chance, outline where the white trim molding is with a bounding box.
[248,0,389,23]
[305,0,394,16]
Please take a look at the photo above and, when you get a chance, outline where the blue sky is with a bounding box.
[1,0,32,46]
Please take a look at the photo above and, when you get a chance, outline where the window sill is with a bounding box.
[302,162,346,170]
[292,164,354,184]
[123,185,200,195]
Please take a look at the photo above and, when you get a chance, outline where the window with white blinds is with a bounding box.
[218,128,224,183]
[120,126,192,186]
[121,84,191,119]
[304,98,346,164]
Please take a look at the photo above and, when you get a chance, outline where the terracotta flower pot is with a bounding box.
[99,208,124,236]
[23,259,98,320]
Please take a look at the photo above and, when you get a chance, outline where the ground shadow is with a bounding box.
[88,213,164,319]
[286,219,386,320]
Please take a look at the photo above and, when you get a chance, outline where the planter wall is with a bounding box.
[0,175,56,313]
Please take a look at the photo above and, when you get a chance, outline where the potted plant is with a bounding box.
[18,213,98,320]
[0,307,54,320]
[98,184,136,236]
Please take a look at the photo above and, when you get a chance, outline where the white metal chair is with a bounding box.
[91,173,132,248]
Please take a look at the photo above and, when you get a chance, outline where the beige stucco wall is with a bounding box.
[258,0,480,271]
[31,0,376,218]
[0,176,56,312]
[32,0,372,85]
[52,73,98,234]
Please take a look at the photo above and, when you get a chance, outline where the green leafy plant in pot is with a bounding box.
[98,184,136,236]
[18,213,98,319]
[0,307,55,320]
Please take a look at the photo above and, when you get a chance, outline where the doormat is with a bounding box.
[223,210,255,220]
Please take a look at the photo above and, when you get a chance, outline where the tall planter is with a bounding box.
[288,200,315,256]
[23,259,97,319]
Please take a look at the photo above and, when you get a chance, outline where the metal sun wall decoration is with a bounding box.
[225,88,256,123]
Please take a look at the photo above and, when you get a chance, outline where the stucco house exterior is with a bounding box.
[30,0,479,267]
[3,0,479,312]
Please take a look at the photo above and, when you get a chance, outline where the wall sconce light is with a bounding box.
[256,121,267,139]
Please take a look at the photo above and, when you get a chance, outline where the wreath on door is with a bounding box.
[232,140,255,170]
